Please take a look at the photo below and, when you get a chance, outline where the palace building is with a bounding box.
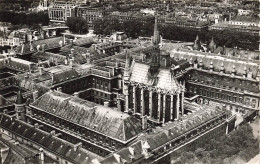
[0,15,258,164]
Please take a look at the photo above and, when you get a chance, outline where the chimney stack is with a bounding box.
[104,101,109,107]
[42,44,46,53]
[141,115,147,130]
[69,39,73,46]
[73,92,79,97]
[39,148,44,161]
[141,140,150,159]
[33,90,39,101]
[70,48,75,56]
[50,130,56,136]
[69,58,74,67]
[73,142,82,151]
[38,67,43,75]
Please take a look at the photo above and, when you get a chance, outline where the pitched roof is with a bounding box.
[3,57,34,73]
[129,62,181,93]
[15,37,63,55]
[31,91,142,142]
[0,95,12,107]
[172,50,260,79]
[74,37,95,46]
[101,104,231,163]
[0,114,103,164]
[31,51,66,64]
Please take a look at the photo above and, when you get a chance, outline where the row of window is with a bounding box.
[31,109,123,151]
[153,114,227,157]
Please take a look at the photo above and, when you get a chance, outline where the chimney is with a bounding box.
[39,148,44,161]
[21,43,25,54]
[69,39,73,45]
[231,64,236,76]
[189,57,193,66]
[69,58,74,67]
[65,58,68,65]
[91,159,101,164]
[57,87,62,92]
[141,140,150,159]
[55,133,62,137]
[38,67,44,75]
[63,35,66,44]
[73,142,82,151]
[36,45,41,52]
[3,109,8,114]
[141,115,147,130]
[34,123,39,129]
[220,62,225,74]
[7,56,11,63]
[247,68,253,79]
[113,154,121,163]
[104,101,109,107]
[50,130,56,136]
[209,60,213,72]
[73,92,79,97]
[30,41,34,51]
[42,44,46,53]
[70,48,75,56]
[59,40,63,47]
[109,68,115,77]
[33,90,39,101]
[199,59,203,69]
[243,66,247,78]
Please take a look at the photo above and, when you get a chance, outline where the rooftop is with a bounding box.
[0,114,103,164]
[129,61,182,93]
[30,91,143,142]
[101,104,232,163]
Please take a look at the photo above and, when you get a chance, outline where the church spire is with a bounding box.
[208,37,216,53]
[152,14,160,46]
[193,35,201,51]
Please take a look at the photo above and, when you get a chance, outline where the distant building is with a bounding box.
[48,1,77,23]
[209,16,260,36]
[238,9,252,16]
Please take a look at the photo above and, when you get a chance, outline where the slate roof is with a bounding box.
[101,104,231,164]
[31,91,142,142]
[3,57,34,73]
[31,51,66,65]
[0,95,12,107]
[15,37,63,55]
[172,50,260,79]
[0,114,103,164]
[18,65,80,87]
[129,62,181,93]
[60,45,109,63]
[74,37,95,46]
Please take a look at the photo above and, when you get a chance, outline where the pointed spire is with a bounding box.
[193,35,201,51]
[152,13,160,46]
[195,35,199,41]
[208,37,216,53]
[16,88,25,104]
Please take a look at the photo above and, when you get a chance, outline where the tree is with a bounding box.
[66,17,89,34]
